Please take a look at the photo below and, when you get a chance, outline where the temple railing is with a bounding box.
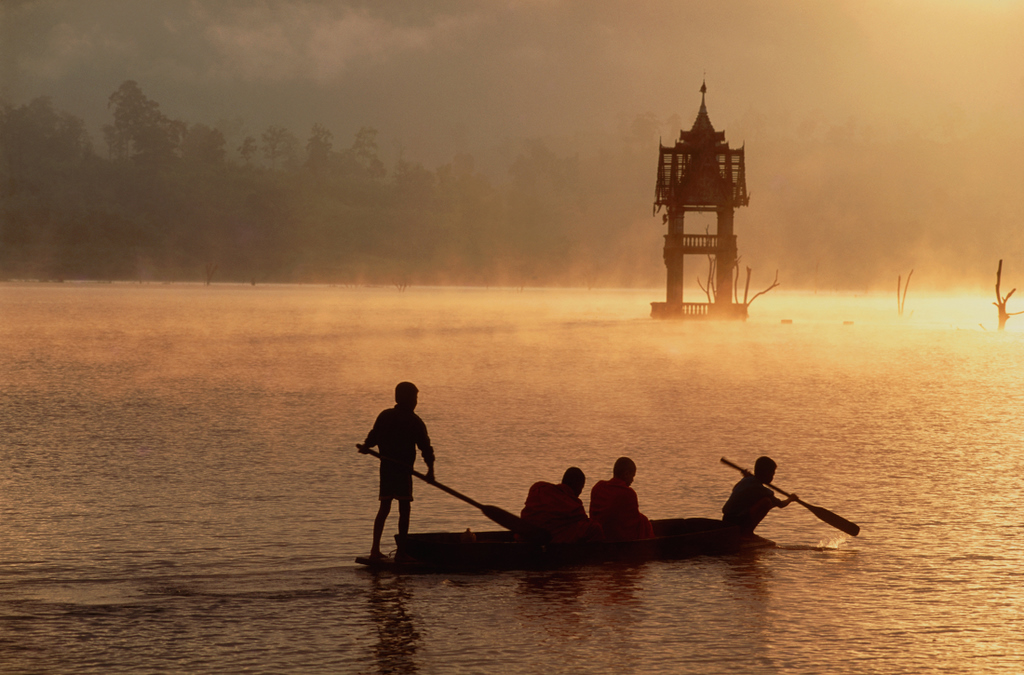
[663,234,736,253]
[650,302,710,319]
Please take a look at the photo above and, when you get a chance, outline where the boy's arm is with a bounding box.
[356,428,377,453]
[421,440,435,482]
[357,412,384,453]
[419,427,435,482]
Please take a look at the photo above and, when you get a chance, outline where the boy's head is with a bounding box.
[395,381,419,409]
[753,456,777,482]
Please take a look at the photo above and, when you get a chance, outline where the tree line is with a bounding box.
[0,81,655,287]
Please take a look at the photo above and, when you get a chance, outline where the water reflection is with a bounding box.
[599,565,645,608]
[515,570,590,637]
[367,574,420,675]
[720,552,774,655]
[722,552,773,597]
[514,564,646,652]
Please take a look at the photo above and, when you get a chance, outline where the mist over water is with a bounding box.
[2,283,1023,673]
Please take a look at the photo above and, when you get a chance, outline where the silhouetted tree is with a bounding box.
[261,125,298,169]
[393,158,436,206]
[238,136,258,165]
[341,127,386,181]
[0,97,96,278]
[993,260,1022,331]
[0,97,91,177]
[181,123,226,167]
[305,123,334,173]
[103,80,184,166]
[743,269,780,311]
[898,269,913,317]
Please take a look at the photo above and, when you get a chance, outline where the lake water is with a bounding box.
[1,282,1023,674]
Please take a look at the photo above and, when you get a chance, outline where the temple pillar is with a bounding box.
[715,207,735,306]
[665,213,685,304]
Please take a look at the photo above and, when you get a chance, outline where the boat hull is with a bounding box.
[357,518,773,572]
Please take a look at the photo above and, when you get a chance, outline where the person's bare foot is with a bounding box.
[368,550,386,561]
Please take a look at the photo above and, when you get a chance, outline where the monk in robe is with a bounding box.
[589,457,654,542]
[520,467,603,543]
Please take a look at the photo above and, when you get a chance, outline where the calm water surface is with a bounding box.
[1,283,1023,674]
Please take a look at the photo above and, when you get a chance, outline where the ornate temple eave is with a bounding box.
[677,130,727,145]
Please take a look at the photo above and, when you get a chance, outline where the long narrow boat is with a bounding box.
[355,517,774,572]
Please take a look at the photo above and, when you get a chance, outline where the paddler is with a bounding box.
[519,467,603,543]
[721,456,797,533]
[356,382,435,561]
[589,457,654,541]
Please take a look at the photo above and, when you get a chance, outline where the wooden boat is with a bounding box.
[355,517,774,572]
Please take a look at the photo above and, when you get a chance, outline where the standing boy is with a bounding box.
[357,382,435,560]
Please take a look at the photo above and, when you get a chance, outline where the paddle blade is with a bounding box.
[802,502,860,537]
[479,504,551,543]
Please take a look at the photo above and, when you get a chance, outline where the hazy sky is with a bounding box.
[6,1,1022,155]
[3,0,1023,290]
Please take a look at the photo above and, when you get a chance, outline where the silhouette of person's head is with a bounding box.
[753,456,777,483]
[561,467,586,497]
[612,457,637,486]
[395,382,419,410]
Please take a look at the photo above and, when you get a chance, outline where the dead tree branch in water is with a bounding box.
[697,255,716,302]
[993,259,1022,330]
[732,256,742,304]
[696,225,717,302]
[745,270,780,309]
[205,263,218,285]
[898,269,913,317]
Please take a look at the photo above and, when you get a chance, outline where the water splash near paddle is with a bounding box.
[814,534,853,550]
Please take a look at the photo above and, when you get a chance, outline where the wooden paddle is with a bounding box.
[720,457,860,537]
[356,445,551,543]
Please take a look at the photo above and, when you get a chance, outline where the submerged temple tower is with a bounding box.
[651,83,749,319]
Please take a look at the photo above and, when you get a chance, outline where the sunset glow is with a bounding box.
[3,2,1024,673]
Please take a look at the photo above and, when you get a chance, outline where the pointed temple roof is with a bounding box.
[654,81,748,211]
[680,80,725,145]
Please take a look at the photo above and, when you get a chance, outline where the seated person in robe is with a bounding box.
[721,455,797,533]
[588,457,655,541]
[519,467,603,543]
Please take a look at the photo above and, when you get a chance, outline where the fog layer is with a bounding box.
[2,1,1022,290]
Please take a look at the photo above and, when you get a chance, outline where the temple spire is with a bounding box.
[689,79,714,137]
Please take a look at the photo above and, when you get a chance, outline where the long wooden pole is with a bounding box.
[356,446,550,542]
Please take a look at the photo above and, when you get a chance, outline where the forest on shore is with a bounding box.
[5,80,1022,292]
[0,81,657,287]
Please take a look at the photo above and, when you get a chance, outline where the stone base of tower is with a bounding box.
[650,301,748,321]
